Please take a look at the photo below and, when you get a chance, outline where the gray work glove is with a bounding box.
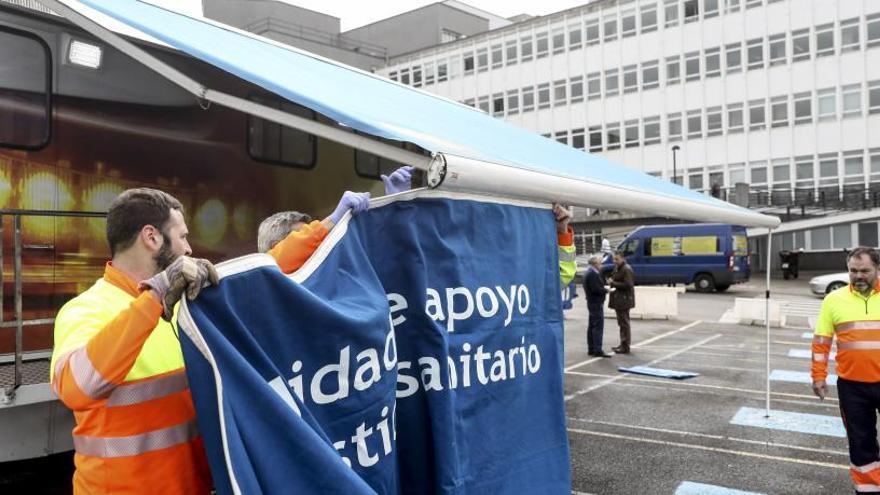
[139,256,220,321]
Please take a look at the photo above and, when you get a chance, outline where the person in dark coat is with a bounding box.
[608,251,635,354]
[583,255,611,357]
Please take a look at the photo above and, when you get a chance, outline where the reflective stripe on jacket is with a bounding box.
[813,283,880,383]
[51,263,211,494]
[558,226,576,286]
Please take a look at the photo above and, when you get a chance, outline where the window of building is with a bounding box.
[536,32,549,58]
[522,86,535,112]
[623,64,638,94]
[553,79,567,105]
[400,68,410,84]
[771,96,788,127]
[749,99,766,130]
[666,55,681,85]
[448,57,460,79]
[818,153,838,186]
[622,9,637,37]
[607,122,621,150]
[389,70,397,82]
[684,0,700,22]
[869,14,880,48]
[768,33,786,66]
[552,28,565,54]
[709,168,724,188]
[870,80,880,115]
[725,0,740,13]
[641,4,658,33]
[572,128,585,150]
[462,98,475,108]
[587,72,601,99]
[247,95,317,168]
[492,93,504,116]
[704,0,719,18]
[506,89,519,115]
[0,30,50,149]
[520,36,533,62]
[585,19,600,46]
[687,109,702,139]
[537,82,551,109]
[589,125,603,152]
[706,106,723,136]
[842,83,862,118]
[644,116,661,145]
[642,60,660,90]
[793,91,811,124]
[705,47,721,78]
[791,28,810,62]
[605,68,620,97]
[795,155,814,188]
[725,43,742,74]
[424,63,435,85]
[685,51,700,82]
[728,103,744,133]
[668,112,682,141]
[843,151,864,184]
[689,171,704,191]
[625,119,640,148]
[504,40,518,66]
[840,18,860,53]
[412,66,423,87]
[747,38,764,70]
[772,158,791,188]
[745,0,762,8]
[750,162,767,185]
[463,52,474,75]
[871,148,880,181]
[491,44,503,68]
[555,130,568,145]
[477,48,488,72]
[729,164,746,185]
[812,227,831,250]
[569,23,583,50]
[664,0,679,28]
[604,14,618,42]
[477,96,489,113]
[817,87,836,120]
[815,23,834,57]
[833,224,852,249]
[570,76,584,103]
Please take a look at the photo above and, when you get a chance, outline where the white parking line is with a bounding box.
[770,369,838,385]
[564,334,720,401]
[788,349,835,361]
[675,482,765,495]
[564,320,703,373]
[730,406,845,438]
[566,428,847,469]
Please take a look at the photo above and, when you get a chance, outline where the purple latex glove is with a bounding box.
[381,166,414,195]
[329,191,371,224]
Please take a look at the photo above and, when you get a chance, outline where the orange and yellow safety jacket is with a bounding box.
[812,282,880,383]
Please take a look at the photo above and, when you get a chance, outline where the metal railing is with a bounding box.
[1,209,106,403]
[245,16,388,59]
[708,184,880,218]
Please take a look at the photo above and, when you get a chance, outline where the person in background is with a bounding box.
[583,255,611,357]
[608,250,635,354]
[812,247,880,494]
[554,204,576,287]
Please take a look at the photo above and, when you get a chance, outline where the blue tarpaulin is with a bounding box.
[618,366,700,380]
[178,192,570,494]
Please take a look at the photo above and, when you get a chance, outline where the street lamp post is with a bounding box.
[671,145,680,185]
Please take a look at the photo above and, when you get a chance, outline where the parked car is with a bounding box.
[602,223,750,293]
[809,272,849,296]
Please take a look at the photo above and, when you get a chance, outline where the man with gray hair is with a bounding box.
[583,255,611,357]
[257,211,313,254]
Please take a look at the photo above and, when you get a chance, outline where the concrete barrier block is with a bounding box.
[733,297,785,327]
[605,286,684,320]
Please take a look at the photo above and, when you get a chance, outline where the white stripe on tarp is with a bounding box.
[788,349,835,361]
[730,406,845,438]
[770,369,837,385]
[675,481,766,495]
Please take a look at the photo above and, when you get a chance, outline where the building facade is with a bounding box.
[376,0,880,260]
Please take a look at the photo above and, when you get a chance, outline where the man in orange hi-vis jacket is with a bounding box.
[51,188,219,494]
[812,246,880,494]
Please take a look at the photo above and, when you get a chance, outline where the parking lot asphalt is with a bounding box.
[562,280,849,495]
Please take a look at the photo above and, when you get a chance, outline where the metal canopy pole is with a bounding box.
[765,227,773,417]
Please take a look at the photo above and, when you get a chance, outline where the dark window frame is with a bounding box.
[0,26,52,151]
[246,93,318,169]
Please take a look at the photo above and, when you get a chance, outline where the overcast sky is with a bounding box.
[152,1,590,31]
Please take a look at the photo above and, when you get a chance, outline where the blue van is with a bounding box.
[602,224,750,292]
